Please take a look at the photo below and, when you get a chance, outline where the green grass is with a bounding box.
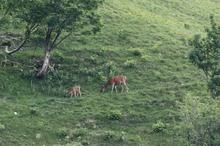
[0,0,220,145]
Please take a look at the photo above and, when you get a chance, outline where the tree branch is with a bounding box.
[52,32,73,49]
[50,29,62,50]
[5,24,39,55]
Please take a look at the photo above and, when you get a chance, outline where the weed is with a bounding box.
[29,108,38,116]
[0,124,5,131]
[53,142,83,146]
[141,54,151,62]
[152,120,167,133]
[107,110,122,120]
[130,48,143,56]
[103,130,126,142]
[71,128,88,138]
[117,29,130,43]
[184,23,190,29]
[124,59,137,68]
[57,127,69,138]
[105,61,117,77]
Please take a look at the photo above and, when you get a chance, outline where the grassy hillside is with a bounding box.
[1,0,220,145]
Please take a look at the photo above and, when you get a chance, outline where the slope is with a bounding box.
[1,0,220,145]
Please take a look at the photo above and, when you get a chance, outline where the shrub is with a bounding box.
[107,110,122,120]
[71,128,88,138]
[105,61,117,77]
[124,59,137,68]
[152,120,167,132]
[53,142,83,146]
[57,127,69,138]
[141,55,151,62]
[29,107,38,115]
[131,48,143,56]
[177,95,220,146]
[117,29,129,42]
[0,124,5,131]
[184,23,190,29]
[103,130,126,142]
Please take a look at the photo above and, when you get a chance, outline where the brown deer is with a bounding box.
[100,75,128,93]
[68,86,81,97]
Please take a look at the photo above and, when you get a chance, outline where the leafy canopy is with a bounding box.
[189,15,220,98]
[0,0,104,47]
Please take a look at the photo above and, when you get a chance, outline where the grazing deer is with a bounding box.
[100,75,128,93]
[68,86,81,97]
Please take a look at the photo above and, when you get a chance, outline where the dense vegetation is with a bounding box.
[1,0,220,145]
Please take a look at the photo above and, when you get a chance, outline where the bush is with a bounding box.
[177,95,220,146]
[141,55,151,62]
[124,59,137,68]
[57,127,69,138]
[53,142,83,146]
[184,23,190,29]
[107,110,122,120]
[103,130,126,142]
[152,120,167,132]
[130,48,143,56]
[71,128,88,138]
[29,107,38,116]
[0,124,5,131]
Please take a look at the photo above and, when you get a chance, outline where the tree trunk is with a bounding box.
[36,28,52,78]
[210,74,215,99]
[36,51,50,78]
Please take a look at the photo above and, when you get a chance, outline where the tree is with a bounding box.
[178,95,220,146]
[0,0,104,77]
[189,15,220,98]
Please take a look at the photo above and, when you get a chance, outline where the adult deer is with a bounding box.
[100,75,128,93]
[68,86,81,97]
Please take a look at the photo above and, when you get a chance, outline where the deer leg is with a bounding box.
[123,82,128,92]
[111,84,115,94]
[115,85,118,93]
[121,84,124,92]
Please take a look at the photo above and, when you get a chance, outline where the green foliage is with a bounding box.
[105,61,117,77]
[1,0,220,146]
[107,110,123,120]
[57,127,88,140]
[103,130,126,142]
[132,50,142,56]
[29,107,39,116]
[1,0,104,34]
[53,142,83,146]
[188,15,220,98]
[117,29,130,43]
[184,23,190,29]
[71,128,88,138]
[124,59,137,68]
[177,95,220,146]
[152,120,167,133]
[210,76,220,96]
[0,124,5,131]
[0,0,104,77]
[129,47,144,57]
[57,127,69,138]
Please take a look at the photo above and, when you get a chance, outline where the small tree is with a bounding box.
[0,0,104,77]
[178,95,220,146]
[189,15,220,98]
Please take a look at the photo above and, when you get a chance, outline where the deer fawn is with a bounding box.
[100,75,128,93]
[68,86,81,97]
